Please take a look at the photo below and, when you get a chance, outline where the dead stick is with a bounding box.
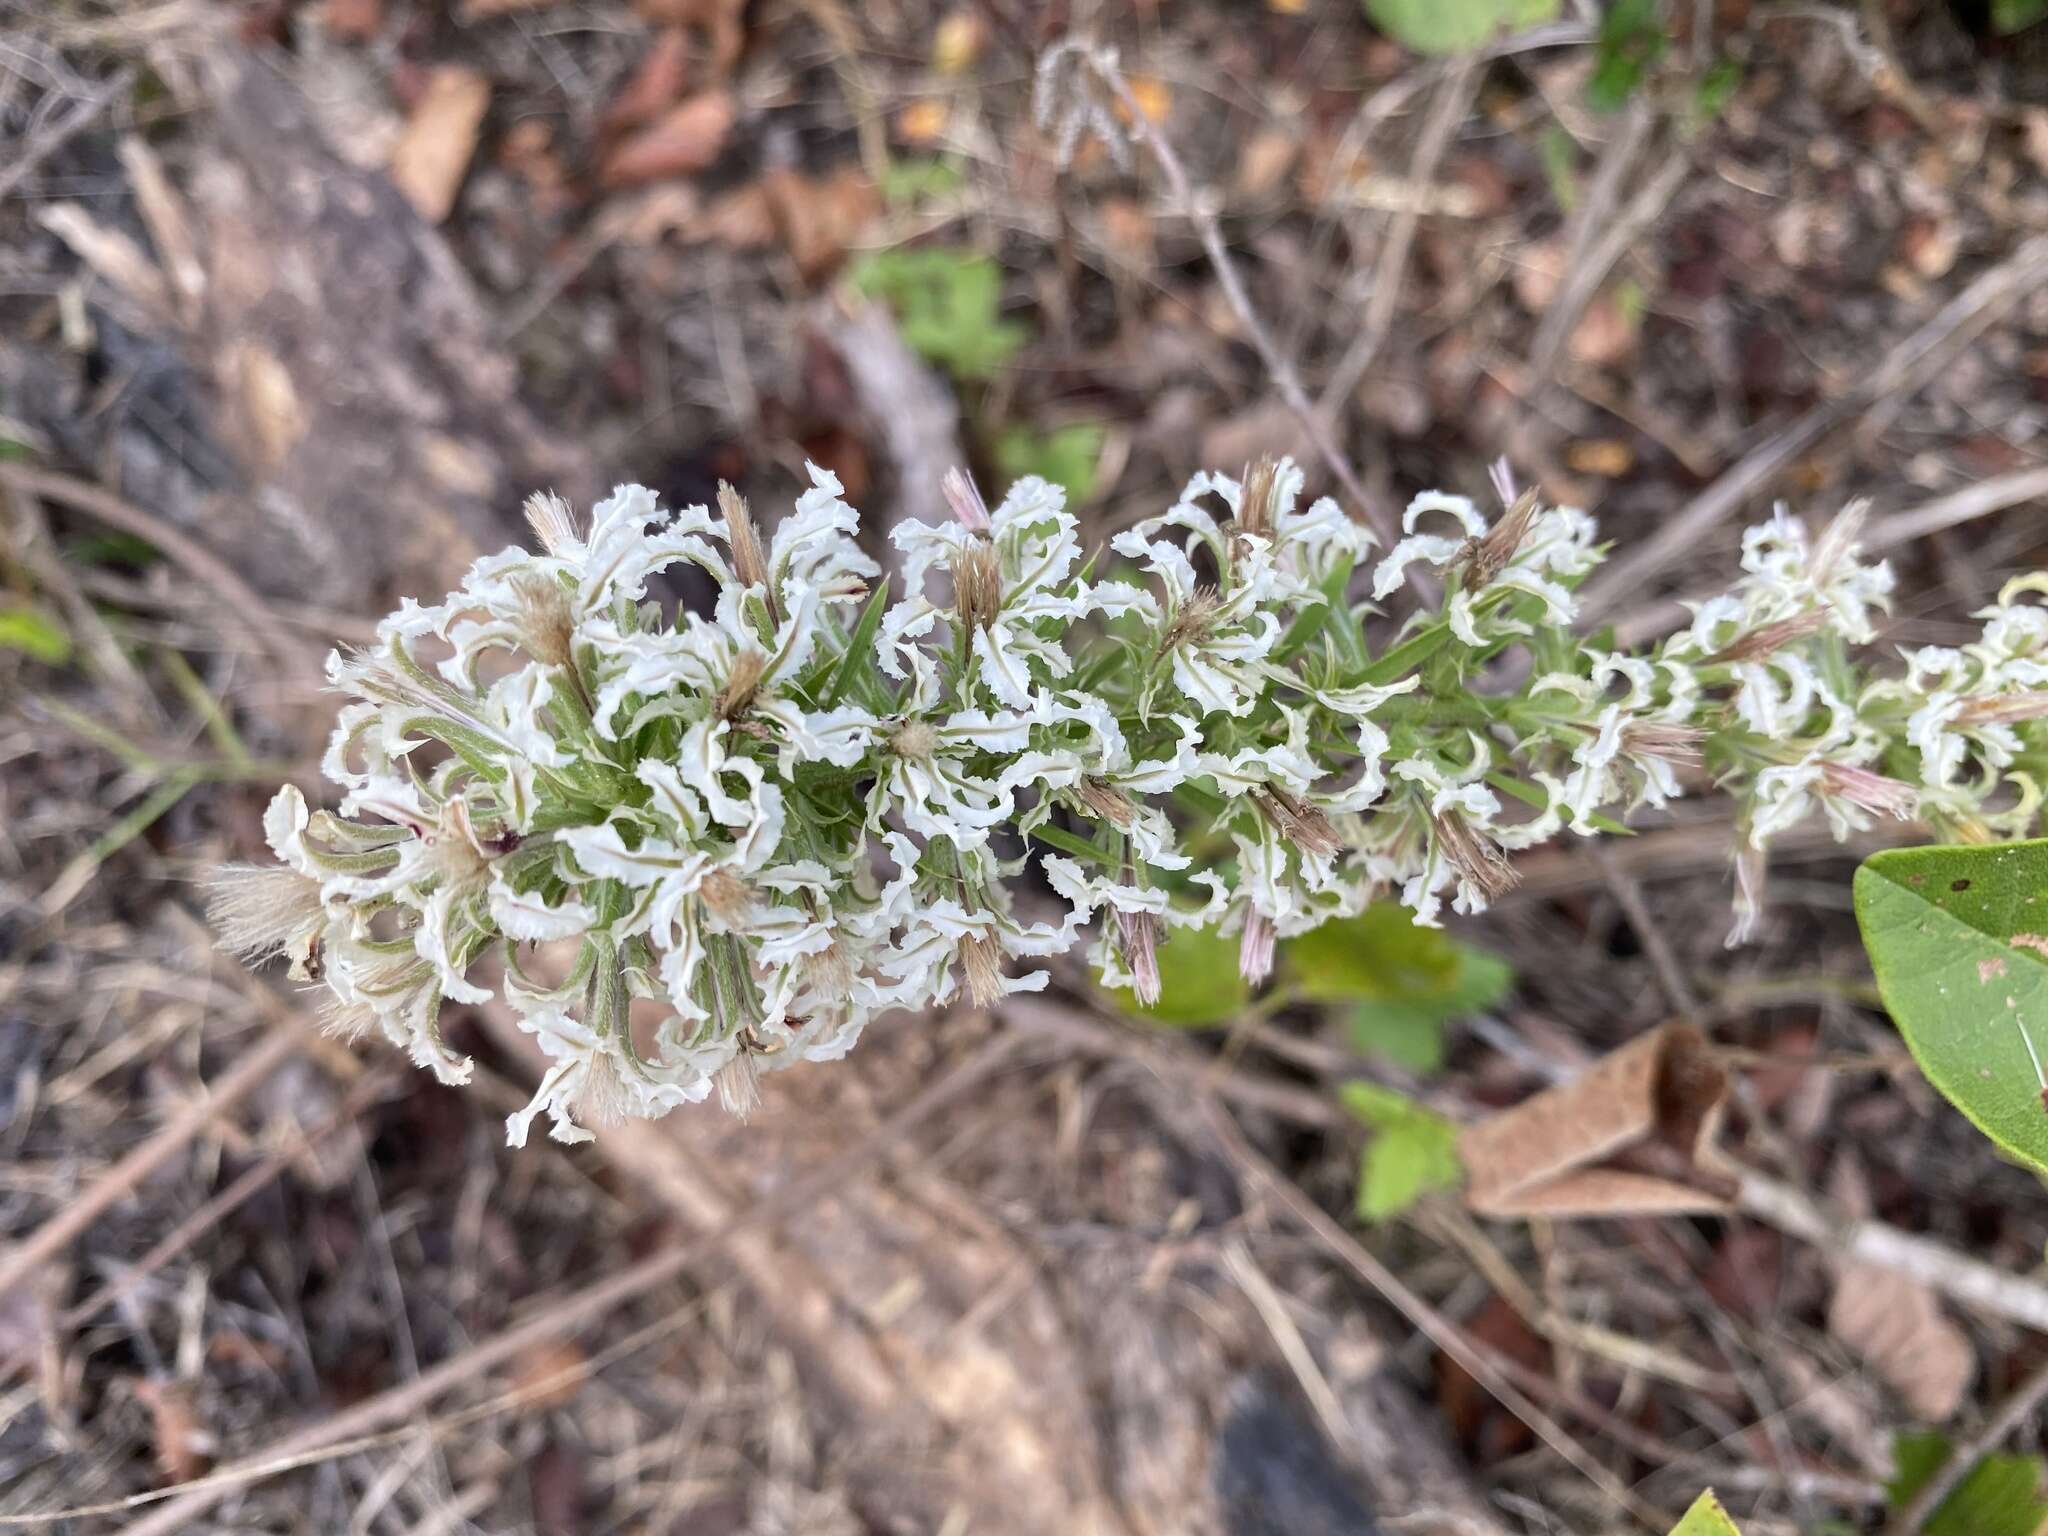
[1580,233,2048,617]
[0,1025,303,1300]
[105,1032,1027,1536]
[1738,1172,2048,1334]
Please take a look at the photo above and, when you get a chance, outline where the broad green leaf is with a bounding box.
[0,604,71,664]
[1285,905,1512,1071]
[992,423,1104,507]
[1667,1491,1741,1536]
[1993,0,2047,33]
[1854,840,2048,1175]
[1363,0,1559,56]
[1107,923,1247,1027]
[849,247,1028,380]
[1341,1082,1463,1222]
[878,157,965,205]
[1888,1431,2048,1536]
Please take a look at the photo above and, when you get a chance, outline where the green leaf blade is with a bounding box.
[1854,839,2048,1175]
[1667,1490,1742,1536]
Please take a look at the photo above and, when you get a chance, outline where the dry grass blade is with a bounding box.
[85,1031,1027,1536]
[0,1026,303,1301]
[0,465,316,683]
[1580,233,2048,616]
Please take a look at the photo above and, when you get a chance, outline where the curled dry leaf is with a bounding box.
[1460,1024,1734,1218]
[388,65,491,223]
[130,1378,215,1484]
[1825,1157,1974,1422]
[600,27,691,141]
[600,91,734,189]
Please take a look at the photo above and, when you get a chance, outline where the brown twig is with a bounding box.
[96,1031,1028,1536]
[0,1024,304,1301]
[1579,233,2048,617]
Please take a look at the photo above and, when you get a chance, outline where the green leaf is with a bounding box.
[1363,0,1560,55]
[1106,923,1248,1027]
[823,582,892,707]
[1586,0,1666,112]
[849,247,1028,380]
[879,157,965,205]
[1888,1431,2048,1536]
[1285,905,1512,1071]
[992,423,1104,507]
[1341,1082,1463,1222]
[1854,839,2048,1176]
[1993,0,2048,33]
[1667,1490,1742,1535]
[0,603,72,664]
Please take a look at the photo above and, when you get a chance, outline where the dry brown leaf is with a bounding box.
[1097,198,1155,271]
[601,91,733,188]
[600,27,691,140]
[388,66,490,223]
[895,99,949,147]
[760,165,877,281]
[2025,109,2048,178]
[510,1335,591,1410]
[1460,1024,1734,1218]
[319,0,383,38]
[1829,1267,1974,1421]
[634,0,744,80]
[130,1378,215,1484]
[1511,239,1566,314]
[1567,288,1638,369]
[36,203,172,319]
[698,182,777,249]
[1565,438,1633,477]
[1234,130,1298,201]
[931,10,986,75]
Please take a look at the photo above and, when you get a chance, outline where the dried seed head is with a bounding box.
[719,481,768,591]
[960,932,1005,1008]
[1238,909,1277,987]
[511,574,576,669]
[955,538,1004,631]
[719,650,769,719]
[943,466,993,533]
[1818,761,1917,821]
[205,863,328,978]
[891,719,938,761]
[1074,776,1137,827]
[1158,586,1225,653]
[1459,488,1542,589]
[524,490,582,554]
[315,991,378,1043]
[1619,720,1706,767]
[574,1049,636,1129]
[805,939,855,997]
[1727,845,1767,948]
[1235,456,1281,543]
[1706,611,1829,665]
[716,1048,762,1119]
[1252,786,1343,858]
[1114,906,1162,1007]
[698,867,750,925]
[1958,691,2048,727]
[1431,811,1519,903]
[1810,498,1871,589]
